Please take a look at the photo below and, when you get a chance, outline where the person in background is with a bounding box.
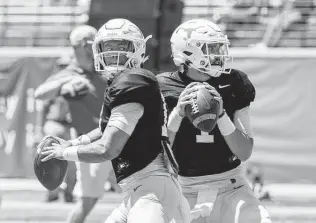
[245,163,273,201]
[34,25,114,223]
[254,0,315,47]
[40,97,76,202]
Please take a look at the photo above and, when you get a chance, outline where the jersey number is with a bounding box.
[196,131,214,143]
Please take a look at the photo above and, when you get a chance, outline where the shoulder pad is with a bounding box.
[108,68,159,108]
[230,69,256,110]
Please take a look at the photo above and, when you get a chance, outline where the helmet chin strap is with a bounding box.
[206,66,223,77]
[102,66,126,81]
[208,70,221,77]
[188,63,222,78]
[189,55,232,77]
[102,51,131,78]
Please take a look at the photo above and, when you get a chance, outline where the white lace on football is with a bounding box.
[191,98,200,114]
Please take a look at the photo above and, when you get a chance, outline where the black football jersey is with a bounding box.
[99,68,165,182]
[157,69,255,177]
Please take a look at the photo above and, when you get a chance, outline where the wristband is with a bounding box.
[217,112,236,136]
[63,146,80,162]
[167,109,184,132]
[218,109,226,119]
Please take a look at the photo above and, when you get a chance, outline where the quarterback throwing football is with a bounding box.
[40,19,191,223]
[158,19,272,223]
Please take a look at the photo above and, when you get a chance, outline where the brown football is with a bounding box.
[185,85,220,132]
[34,137,68,191]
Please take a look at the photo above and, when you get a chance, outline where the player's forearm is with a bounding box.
[167,108,184,148]
[34,77,72,100]
[85,128,103,142]
[223,130,253,161]
[77,140,111,163]
[63,139,119,163]
[217,112,253,161]
[68,128,102,146]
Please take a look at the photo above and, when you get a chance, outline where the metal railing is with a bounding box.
[1,0,316,47]
[182,0,316,47]
[0,0,89,46]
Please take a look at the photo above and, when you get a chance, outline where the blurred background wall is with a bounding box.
[0,0,316,184]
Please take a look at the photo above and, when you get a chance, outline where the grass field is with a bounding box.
[1,180,316,223]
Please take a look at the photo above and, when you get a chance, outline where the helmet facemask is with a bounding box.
[187,40,232,77]
[94,39,134,79]
[93,37,150,80]
[171,19,233,78]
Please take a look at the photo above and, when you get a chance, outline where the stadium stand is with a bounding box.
[183,0,316,47]
[0,0,89,46]
[1,0,316,47]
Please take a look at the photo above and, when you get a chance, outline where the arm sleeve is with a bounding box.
[107,103,144,136]
[233,106,253,138]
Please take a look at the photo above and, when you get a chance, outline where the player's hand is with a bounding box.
[60,76,96,97]
[60,82,76,97]
[40,144,68,162]
[175,82,200,117]
[36,136,72,154]
[202,82,224,116]
[70,76,96,94]
[36,135,65,153]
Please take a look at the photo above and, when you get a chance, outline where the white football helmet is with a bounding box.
[92,18,151,80]
[170,19,232,77]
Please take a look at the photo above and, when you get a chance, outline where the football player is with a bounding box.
[35,25,113,223]
[40,97,76,203]
[40,19,191,223]
[157,19,271,223]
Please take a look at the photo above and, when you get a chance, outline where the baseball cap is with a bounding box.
[69,25,97,47]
